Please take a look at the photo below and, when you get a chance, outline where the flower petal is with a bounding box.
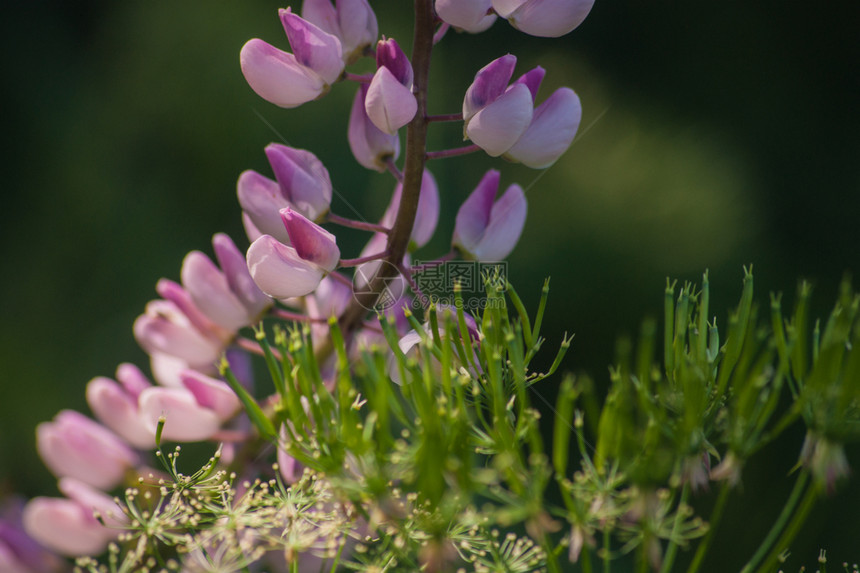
[181,251,250,332]
[465,83,533,156]
[212,233,273,322]
[473,183,527,261]
[246,235,325,299]
[264,144,333,221]
[280,7,344,84]
[138,387,222,442]
[365,66,418,134]
[436,0,496,33]
[452,169,500,252]
[22,497,113,557]
[280,208,341,271]
[240,39,324,108]
[506,87,581,168]
[348,84,399,171]
[462,54,517,123]
[508,0,595,37]
[180,370,241,421]
[237,169,292,243]
[86,377,154,449]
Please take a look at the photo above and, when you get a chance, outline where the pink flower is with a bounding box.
[36,411,137,490]
[435,0,497,33]
[23,479,126,557]
[0,497,63,573]
[492,0,594,38]
[452,169,527,260]
[133,280,229,369]
[181,234,272,331]
[348,84,400,171]
[264,144,334,223]
[86,364,155,449]
[240,8,343,108]
[462,55,534,156]
[365,38,417,134]
[247,209,341,300]
[302,0,378,62]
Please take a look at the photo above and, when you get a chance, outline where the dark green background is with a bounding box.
[2,0,859,569]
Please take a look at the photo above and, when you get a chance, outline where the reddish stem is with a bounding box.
[426,144,481,160]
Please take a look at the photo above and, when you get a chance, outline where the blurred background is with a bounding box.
[1,0,858,570]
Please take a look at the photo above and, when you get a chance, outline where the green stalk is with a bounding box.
[659,484,690,573]
[686,482,731,573]
[757,481,819,573]
[739,470,810,573]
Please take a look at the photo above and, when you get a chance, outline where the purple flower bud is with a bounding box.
[435,0,497,33]
[348,84,400,171]
[137,387,222,442]
[22,493,117,557]
[36,411,137,490]
[376,38,413,87]
[279,8,344,85]
[264,144,333,222]
[452,170,527,260]
[303,0,378,62]
[492,0,594,37]
[86,373,154,449]
[237,170,291,243]
[240,39,326,108]
[381,169,440,249]
[463,56,533,156]
[505,87,581,168]
[365,38,417,134]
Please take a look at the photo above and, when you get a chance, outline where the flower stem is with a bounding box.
[426,144,481,160]
[336,0,435,334]
[757,478,820,573]
[426,112,463,123]
[739,469,811,573]
[340,250,389,267]
[432,22,450,44]
[685,482,731,573]
[658,483,690,573]
[386,156,403,181]
[344,72,373,83]
[326,212,390,234]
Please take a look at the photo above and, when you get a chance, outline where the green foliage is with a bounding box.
[76,272,860,572]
